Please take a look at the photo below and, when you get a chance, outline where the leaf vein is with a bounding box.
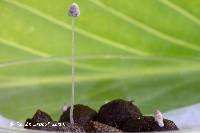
[3,0,148,56]
[89,0,200,52]
[159,0,200,26]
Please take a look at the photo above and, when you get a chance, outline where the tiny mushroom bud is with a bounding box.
[63,104,68,112]
[154,110,164,127]
[68,3,80,17]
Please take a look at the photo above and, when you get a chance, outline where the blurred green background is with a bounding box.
[0,0,200,121]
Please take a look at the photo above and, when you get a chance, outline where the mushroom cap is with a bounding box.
[68,3,80,17]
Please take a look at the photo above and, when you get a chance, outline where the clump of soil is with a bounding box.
[29,110,53,123]
[97,99,142,129]
[24,99,179,132]
[24,110,85,132]
[59,104,97,126]
[122,116,179,132]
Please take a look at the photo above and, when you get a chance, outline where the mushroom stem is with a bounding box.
[70,17,75,124]
[68,2,80,125]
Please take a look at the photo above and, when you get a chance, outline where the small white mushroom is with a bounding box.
[68,2,80,125]
[63,104,68,112]
[68,3,80,17]
[154,110,164,127]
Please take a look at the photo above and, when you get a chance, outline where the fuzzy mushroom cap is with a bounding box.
[68,3,80,17]
[97,99,142,129]
[122,116,179,132]
[59,104,97,126]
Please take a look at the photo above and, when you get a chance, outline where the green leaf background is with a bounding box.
[0,0,200,121]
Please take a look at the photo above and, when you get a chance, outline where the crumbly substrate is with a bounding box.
[24,99,179,132]
[122,116,179,132]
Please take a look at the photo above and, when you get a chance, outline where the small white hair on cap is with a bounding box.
[68,3,80,17]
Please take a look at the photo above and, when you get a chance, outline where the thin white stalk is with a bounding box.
[68,2,80,125]
[70,18,75,124]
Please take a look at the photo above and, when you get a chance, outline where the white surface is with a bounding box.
[0,115,12,128]
[164,103,200,129]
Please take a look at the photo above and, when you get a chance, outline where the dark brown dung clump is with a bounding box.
[59,104,97,127]
[31,110,53,123]
[24,110,85,132]
[24,99,179,132]
[24,110,53,130]
[122,116,179,132]
[97,99,142,129]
